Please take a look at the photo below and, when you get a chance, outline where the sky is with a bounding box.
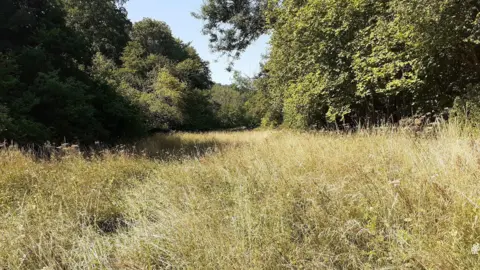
[125,0,270,85]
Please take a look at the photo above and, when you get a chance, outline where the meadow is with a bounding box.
[1,126,480,269]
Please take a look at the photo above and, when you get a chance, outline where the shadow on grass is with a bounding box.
[5,132,234,162]
[130,133,230,161]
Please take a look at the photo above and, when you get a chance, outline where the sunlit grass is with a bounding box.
[1,126,480,268]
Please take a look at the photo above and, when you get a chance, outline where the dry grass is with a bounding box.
[1,126,480,269]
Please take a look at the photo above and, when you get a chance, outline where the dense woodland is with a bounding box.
[1,0,480,144]
[198,0,480,128]
[0,0,259,145]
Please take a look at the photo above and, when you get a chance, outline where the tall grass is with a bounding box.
[1,126,480,269]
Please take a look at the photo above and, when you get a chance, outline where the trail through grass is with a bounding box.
[1,128,480,269]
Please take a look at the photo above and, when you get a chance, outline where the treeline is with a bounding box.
[197,0,480,128]
[0,0,258,145]
[6,0,476,144]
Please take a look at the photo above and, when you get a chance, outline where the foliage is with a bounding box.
[181,89,218,131]
[130,18,187,61]
[231,71,269,127]
[193,0,269,62]
[0,0,145,144]
[198,0,480,129]
[211,84,246,128]
[139,69,187,129]
[61,0,132,61]
[1,0,224,144]
[110,19,216,131]
[208,72,269,129]
[451,84,480,127]
[244,76,274,127]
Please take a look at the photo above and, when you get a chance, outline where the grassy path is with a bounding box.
[1,130,480,268]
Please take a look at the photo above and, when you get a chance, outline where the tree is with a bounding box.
[138,70,187,129]
[194,0,269,60]
[61,0,132,61]
[211,84,247,128]
[104,18,216,131]
[198,0,480,128]
[0,0,146,144]
[130,18,187,61]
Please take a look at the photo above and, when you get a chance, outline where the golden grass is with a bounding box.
[1,127,480,269]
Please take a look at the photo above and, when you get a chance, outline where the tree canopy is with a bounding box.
[193,0,269,60]
[2,0,479,144]
[0,0,223,144]
[198,0,480,128]
[0,0,144,144]
[62,0,132,61]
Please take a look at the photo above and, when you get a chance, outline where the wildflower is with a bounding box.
[471,243,480,255]
[390,179,401,187]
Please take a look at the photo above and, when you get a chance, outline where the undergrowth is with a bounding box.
[1,127,480,269]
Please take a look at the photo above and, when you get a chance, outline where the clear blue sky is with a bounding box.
[125,0,269,85]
